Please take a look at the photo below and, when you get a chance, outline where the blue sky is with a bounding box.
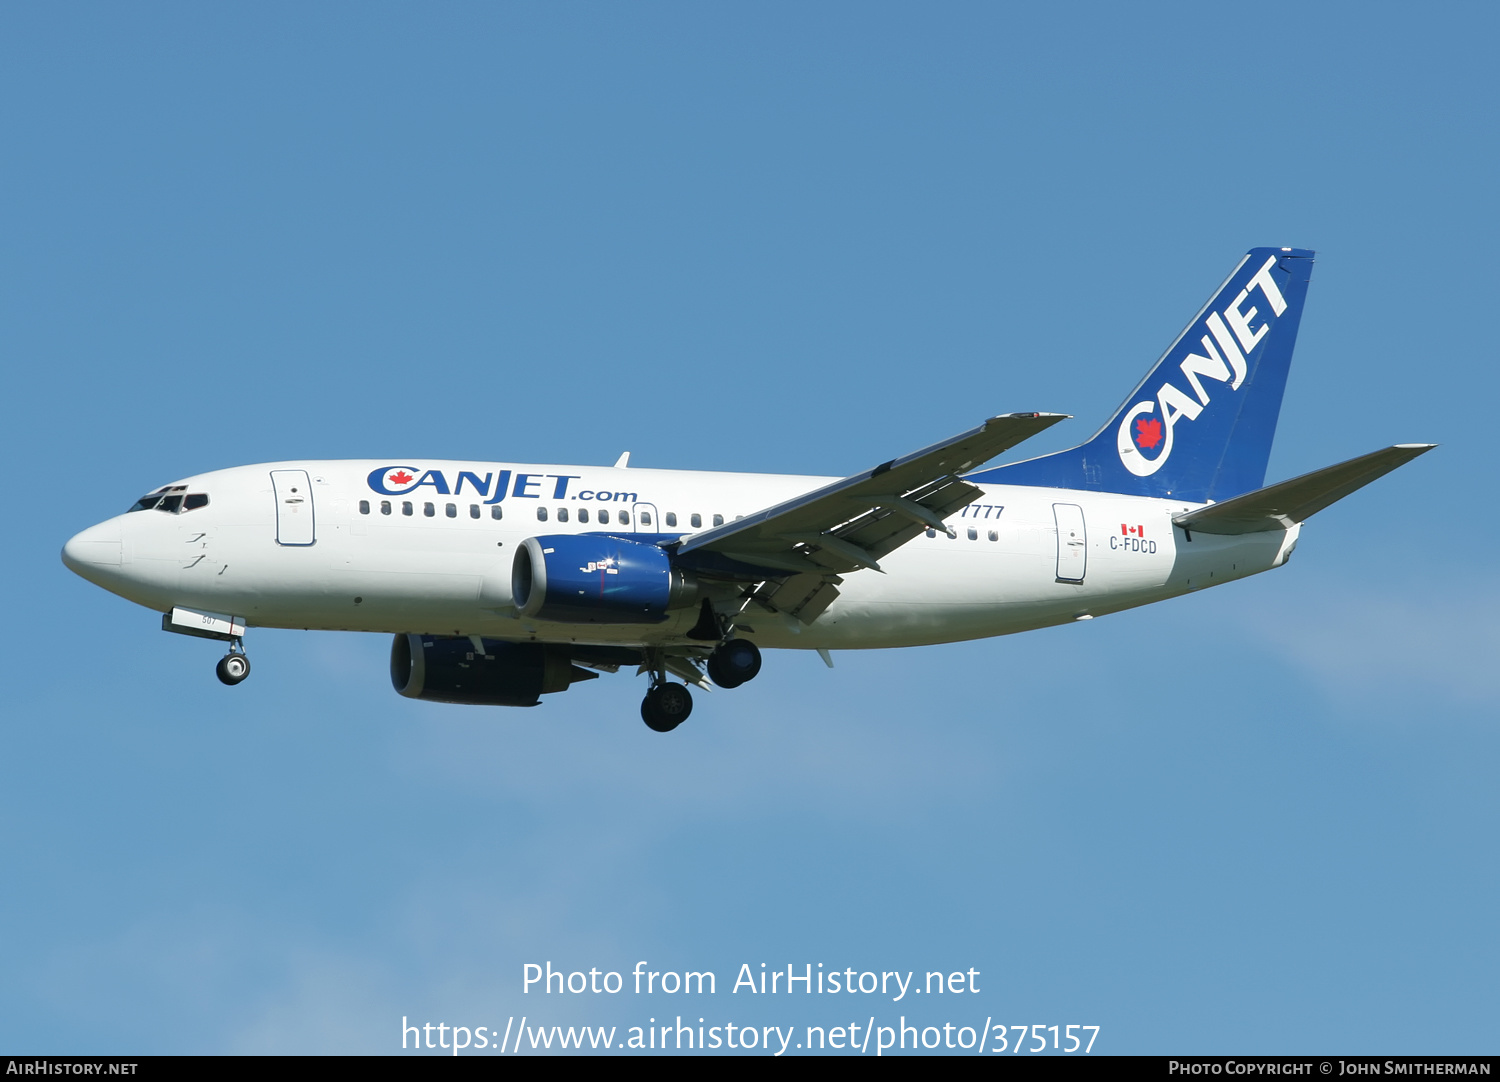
[3,2,1496,1054]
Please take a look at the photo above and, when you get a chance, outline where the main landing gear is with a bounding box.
[638,639,762,733]
[215,640,251,686]
[706,639,761,689]
[641,681,693,733]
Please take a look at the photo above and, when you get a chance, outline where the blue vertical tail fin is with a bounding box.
[970,247,1316,503]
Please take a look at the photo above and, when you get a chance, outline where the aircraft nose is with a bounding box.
[62,522,124,576]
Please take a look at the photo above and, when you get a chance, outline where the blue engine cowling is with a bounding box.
[390,634,598,706]
[512,534,698,623]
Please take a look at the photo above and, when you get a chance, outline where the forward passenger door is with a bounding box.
[271,469,316,546]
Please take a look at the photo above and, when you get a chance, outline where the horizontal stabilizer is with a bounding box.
[1172,444,1435,535]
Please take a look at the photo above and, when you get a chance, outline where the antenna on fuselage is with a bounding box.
[613,452,631,469]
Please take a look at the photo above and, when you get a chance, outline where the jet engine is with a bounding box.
[390,634,598,706]
[511,534,698,623]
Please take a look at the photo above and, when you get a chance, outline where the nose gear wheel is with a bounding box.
[216,651,251,685]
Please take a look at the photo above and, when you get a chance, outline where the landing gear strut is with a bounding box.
[706,639,761,689]
[216,640,251,686]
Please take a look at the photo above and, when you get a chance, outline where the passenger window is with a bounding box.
[690,513,702,528]
[537,506,548,521]
[402,501,413,516]
[640,512,651,526]
[926,528,936,538]
[381,500,392,516]
[157,494,183,513]
[491,506,503,520]
[445,503,456,518]
[988,530,998,541]
[666,512,677,527]
[712,514,724,527]
[967,528,977,540]
[469,504,480,519]
[424,502,435,517]
[579,508,590,524]
[184,494,209,511]
[618,510,629,525]
[557,507,569,523]
[358,499,370,515]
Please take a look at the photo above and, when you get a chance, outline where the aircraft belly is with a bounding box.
[222,528,1287,639]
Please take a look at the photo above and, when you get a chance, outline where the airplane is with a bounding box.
[62,247,1432,732]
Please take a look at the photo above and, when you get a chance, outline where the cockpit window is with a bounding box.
[127,489,209,514]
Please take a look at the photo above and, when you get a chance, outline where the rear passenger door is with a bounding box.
[1053,502,1086,583]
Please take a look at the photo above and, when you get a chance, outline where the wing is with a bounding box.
[673,412,1068,623]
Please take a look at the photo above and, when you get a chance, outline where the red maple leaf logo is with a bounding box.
[1134,417,1164,451]
[388,470,415,486]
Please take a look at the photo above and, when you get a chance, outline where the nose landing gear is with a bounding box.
[215,641,251,686]
[160,608,252,687]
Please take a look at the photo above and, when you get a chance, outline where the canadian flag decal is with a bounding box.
[1121,524,1144,537]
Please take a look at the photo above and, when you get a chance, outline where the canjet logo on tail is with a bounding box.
[1116,255,1289,477]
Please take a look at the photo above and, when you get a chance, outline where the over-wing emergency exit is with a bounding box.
[62,248,1433,732]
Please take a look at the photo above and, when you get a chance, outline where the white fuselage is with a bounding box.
[63,460,1299,651]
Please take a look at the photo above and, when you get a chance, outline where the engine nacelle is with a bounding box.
[511,534,698,624]
[390,634,596,706]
